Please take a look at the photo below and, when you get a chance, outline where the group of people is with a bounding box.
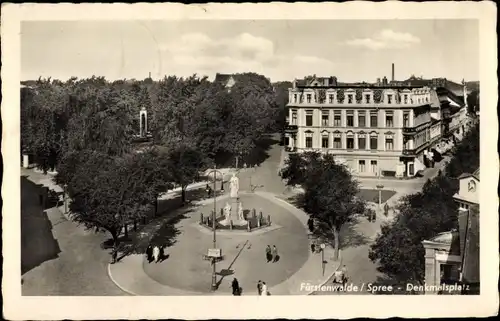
[145,244,166,263]
[265,245,279,263]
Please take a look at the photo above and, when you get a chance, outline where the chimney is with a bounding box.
[392,63,395,82]
[148,72,151,78]
[376,78,381,86]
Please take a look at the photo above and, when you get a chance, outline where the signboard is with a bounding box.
[207,248,222,258]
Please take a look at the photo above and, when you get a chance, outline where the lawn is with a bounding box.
[358,189,396,203]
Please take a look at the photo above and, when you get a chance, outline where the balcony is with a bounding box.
[284,124,298,133]
[402,126,417,135]
[402,149,416,156]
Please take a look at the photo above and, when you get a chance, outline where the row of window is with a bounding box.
[291,110,411,128]
[292,93,418,105]
[305,135,394,151]
[358,160,379,174]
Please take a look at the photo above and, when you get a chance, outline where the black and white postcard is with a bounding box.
[1,2,498,320]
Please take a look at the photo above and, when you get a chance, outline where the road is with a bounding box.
[21,176,126,295]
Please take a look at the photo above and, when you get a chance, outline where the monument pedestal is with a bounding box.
[231,197,248,226]
[220,197,248,227]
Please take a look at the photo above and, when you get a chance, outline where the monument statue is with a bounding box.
[229,173,239,198]
[224,202,232,221]
[238,202,244,221]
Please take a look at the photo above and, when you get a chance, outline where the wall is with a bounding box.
[458,177,479,204]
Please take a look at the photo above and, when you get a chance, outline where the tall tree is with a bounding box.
[67,151,160,256]
[165,145,207,205]
[281,152,365,259]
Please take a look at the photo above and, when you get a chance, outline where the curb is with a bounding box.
[107,263,136,296]
[306,251,343,295]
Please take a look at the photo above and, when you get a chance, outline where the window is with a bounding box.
[370,112,378,127]
[404,95,408,104]
[385,112,394,127]
[305,137,313,148]
[348,95,353,104]
[359,160,366,172]
[307,94,311,103]
[365,94,371,104]
[358,135,366,149]
[387,94,393,104]
[293,94,297,103]
[333,136,342,149]
[370,135,378,150]
[346,137,354,149]
[306,111,313,126]
[291,111,297,125]
[358,112,366,127]
[385,138,394,150]
[459,202,470,211]
[371,160,378,174]
[322,135,329,148]
[334,111,341,126]
[403,112,410,127]
[322,112,329,126]
[329,94,334,104]
[347,111,354,127]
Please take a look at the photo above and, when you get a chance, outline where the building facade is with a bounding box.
[285,78,440,177]
[422,168,480,294]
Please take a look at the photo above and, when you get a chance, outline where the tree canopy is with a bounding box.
[281,151,366,259]
[369,122,479,286]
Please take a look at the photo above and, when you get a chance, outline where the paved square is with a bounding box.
[143,194,309,294]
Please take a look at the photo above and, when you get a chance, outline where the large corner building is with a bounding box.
[284,72,472,178]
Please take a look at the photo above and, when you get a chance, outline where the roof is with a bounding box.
[428,231,461,255]
[296,75,338,87]
[214,73,234,84]
[458,169,480,181]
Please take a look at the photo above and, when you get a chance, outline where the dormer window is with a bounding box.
[307,94,311,103]
[365,95,371,104]
[348,95,353,104]
[387,94,393,104]
[404,95,408,104]
[329,94,334,104]
[294,94,297,103]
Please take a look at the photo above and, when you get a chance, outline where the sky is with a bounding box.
[21,19,479,83]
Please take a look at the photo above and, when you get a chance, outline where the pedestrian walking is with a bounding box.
[307,218,314,233]
[261,281,268,296]
[146,245,153,263]
[310,243,316,253]
[153,245,160,263]
[206,184,212,198]
[257,280,263,295]
[265,245,272,263]
[231,278,240,296]
[341,265,349,285]
[272,245,278,263]
[159,245,165,262]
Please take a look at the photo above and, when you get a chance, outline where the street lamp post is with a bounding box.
[208,167,224,291]
[376,167,384,221]
[320,243,326,276]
